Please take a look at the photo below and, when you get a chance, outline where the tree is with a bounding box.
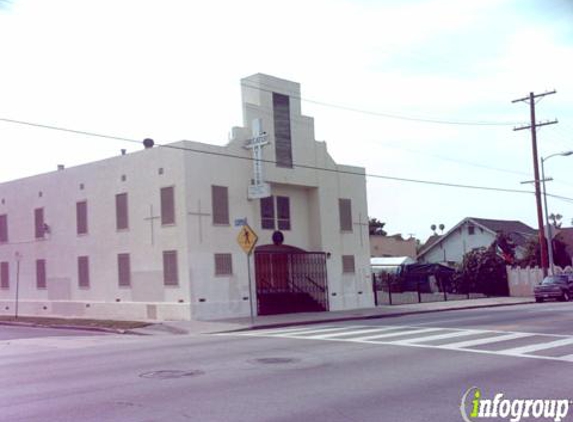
[491,231,516,264]
[458,243,509,296]
[439,224,445,233]
[519,236,572,268]
[368,218,387,236]
[430,224,437,234]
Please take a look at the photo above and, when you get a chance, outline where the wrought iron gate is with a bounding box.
[255,251,328,315]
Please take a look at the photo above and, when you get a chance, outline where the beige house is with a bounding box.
[0,74,372,321]
[370,234,417,258]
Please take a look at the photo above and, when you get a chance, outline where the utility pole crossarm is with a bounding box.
[511,90,557,104]
[513,119,558,131]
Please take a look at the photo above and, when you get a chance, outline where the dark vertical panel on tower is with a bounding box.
[273,93,293,168]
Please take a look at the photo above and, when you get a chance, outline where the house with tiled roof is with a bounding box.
[417,217,536,266]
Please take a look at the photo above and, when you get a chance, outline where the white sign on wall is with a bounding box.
[244,118,271,200]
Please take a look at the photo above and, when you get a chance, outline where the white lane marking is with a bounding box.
[224,324,573,363]
[394,330,486,344]
[239,325,366,337]
[440,333,534,349]
[500,338,573,355]
[309,327,409,340]
[352,328,443,342]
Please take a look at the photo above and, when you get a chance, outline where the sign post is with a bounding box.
[236,224,258,326]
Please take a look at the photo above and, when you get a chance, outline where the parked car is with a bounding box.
[534,275,573,302]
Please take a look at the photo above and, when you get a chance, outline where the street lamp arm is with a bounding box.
[542,151,573,163]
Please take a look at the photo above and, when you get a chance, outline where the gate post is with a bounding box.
[372,273,378,306]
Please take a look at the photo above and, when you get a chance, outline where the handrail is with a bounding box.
[304,276,326,292]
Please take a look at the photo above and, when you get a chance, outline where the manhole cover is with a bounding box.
[139,370,204,379]
[253,357,300,364]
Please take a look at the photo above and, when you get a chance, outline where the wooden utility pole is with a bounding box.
[512,91,558,277]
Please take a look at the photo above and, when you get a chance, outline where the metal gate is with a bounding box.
[255,251,328,315]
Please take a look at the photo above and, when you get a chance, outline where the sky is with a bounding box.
[0,0,572,242]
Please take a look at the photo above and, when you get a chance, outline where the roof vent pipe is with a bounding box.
[143,138,154,149]
[57,164,65,171]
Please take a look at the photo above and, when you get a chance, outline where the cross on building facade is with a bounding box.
[143,204,161,245]
[188,200,211,243]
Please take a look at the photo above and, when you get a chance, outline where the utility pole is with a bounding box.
[512,91,558,277]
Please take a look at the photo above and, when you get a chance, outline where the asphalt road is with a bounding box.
[2,302,573,422]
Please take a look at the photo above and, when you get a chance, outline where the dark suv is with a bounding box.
[534,275,573,302]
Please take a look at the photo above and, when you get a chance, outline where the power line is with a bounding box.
[1,116,573,200]
[241,81,523,127]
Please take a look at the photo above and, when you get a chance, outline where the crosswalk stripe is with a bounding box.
[222,324,573,363]
[393,330,486,344]
[439,333,534,349]
[500,338,573,355]
[263,326,366,337]
[310,327,403,339]
[351,328,443,342]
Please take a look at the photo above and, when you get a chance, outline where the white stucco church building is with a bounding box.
[0,74,372,321]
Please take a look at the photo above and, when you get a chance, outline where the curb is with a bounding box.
[212,300,536,334]
[0,320,131,335]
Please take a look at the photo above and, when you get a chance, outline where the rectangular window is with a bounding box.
[117,253,131,287]
[163,250,178,286]
[0,262,8,289]
[115,193,129,230]
[342,255,356,274]
[0,214,8,243]
[468,225,475,235]
[35,208,45,239]
[273,93,293,168]
[160,186,175,225]
[36,259,46,289]
[339,199,352,231]
[276,196,291,231]
[212,185,229,225]
[78,256,90,288]
[76,201,88,235]
[214,253,233,276]
[260,196,275,230]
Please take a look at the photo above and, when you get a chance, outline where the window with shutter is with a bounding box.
[77,201,88,235]
[0,214,8,243]
[342,255,355,274]
[0,262,8,289]
[160,186,175,225]
[78,256,90,288]
[339,199,352,231]
[118,253,131,287]
[163,250,178,286]
[212,185,229,225]
[35,208,45,239]
[214,253,233,276]
[115,193,129,230]
[36,259,46,289]
[260,196,275,230]
[276,196,291,230]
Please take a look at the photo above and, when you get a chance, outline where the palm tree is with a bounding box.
[430,224,437,234]
[549,213,563,229]
[439,224,445,233]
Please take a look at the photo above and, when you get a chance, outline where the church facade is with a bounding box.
[0,74,372,321]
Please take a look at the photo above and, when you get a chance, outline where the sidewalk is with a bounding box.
[130,296,534,336]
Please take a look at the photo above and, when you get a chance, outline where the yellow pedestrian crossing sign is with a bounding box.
[237,224,258,255]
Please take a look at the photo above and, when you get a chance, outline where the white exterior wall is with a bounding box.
[0,146,192,321]
[0,73,372,321]
[421,222,495,264]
